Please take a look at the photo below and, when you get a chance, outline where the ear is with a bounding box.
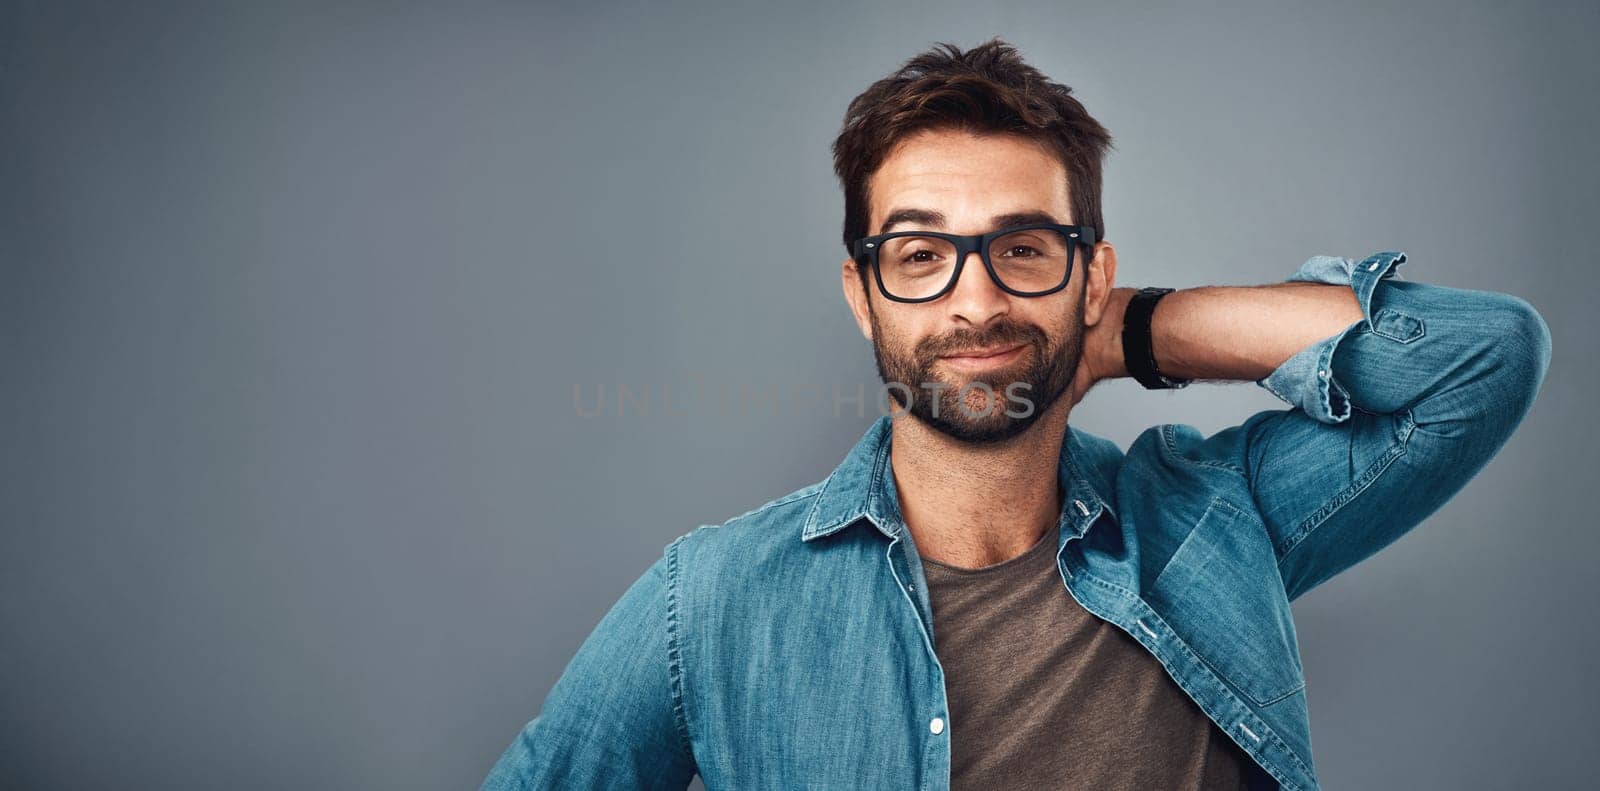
[841,257,874,341]
[1081,241,1118,328]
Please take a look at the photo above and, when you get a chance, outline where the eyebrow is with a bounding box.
[878,208,1063,235]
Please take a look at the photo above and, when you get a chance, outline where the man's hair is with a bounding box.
[831,38,1115,265]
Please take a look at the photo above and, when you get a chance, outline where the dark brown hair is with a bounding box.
[831,38,1114,262]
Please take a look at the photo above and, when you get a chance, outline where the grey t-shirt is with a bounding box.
[921,526,1251,790]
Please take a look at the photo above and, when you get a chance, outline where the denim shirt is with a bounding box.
[483,252,1552,791]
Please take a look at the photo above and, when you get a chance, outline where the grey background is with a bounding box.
[3,1,1595,788]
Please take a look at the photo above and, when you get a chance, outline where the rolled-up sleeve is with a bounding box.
[1234,250,1551,600]
[1254,251,1412,424]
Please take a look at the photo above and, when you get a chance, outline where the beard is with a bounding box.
[867,292,1084,444]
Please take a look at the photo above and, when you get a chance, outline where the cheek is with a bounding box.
[1051,298,1086,334]
[1031,311,1081,354]
[876,313,933,353]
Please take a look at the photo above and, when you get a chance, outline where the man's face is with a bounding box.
[842,127,1102,443]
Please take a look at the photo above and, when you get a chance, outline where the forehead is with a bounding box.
[867,128,1071,234]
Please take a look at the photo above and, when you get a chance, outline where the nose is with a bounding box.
[943,250,1010,326]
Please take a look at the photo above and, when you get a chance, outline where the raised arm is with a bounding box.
[1090,251,1552,601]
[481,548,697,789]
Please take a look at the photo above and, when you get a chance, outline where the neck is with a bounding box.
[889,397,1070,571]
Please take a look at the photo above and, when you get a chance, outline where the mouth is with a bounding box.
[938,343,1027,369]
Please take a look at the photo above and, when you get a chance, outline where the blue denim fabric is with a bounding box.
[483,252,1552,791]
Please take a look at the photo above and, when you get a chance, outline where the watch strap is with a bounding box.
[1121,287,1192,390]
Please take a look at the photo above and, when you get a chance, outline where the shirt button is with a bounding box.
[1073,499,1089,516]
[930,717,945,735]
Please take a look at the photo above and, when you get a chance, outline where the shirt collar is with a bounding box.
[799,415,1118,544]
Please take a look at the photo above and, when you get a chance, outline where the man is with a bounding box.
[483,38,1550,790]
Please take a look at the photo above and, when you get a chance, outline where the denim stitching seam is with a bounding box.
[1274,432,1410,559]
[1159,423,1247,473]
[663,535,695,759]
[1068,570,1311,789]
[1150,497,1307,706]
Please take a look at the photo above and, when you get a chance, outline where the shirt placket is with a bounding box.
[884,525,952,791]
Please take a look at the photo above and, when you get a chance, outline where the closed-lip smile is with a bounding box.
[938,344,1028,370]
[941,343,1025,359]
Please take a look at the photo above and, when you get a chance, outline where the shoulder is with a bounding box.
[1140,421,1249,475]
[1067,423,1126,488]
[1073,420,1242,505]
[668,478,828,564]
[656,478,842,632]
[1118,420,1257,524]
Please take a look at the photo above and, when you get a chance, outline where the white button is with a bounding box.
[1317,369,1328,378]
[1073,499,1089,516]
[929,717,945,735]
[1368,261,1379,270]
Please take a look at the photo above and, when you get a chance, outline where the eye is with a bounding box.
[898,248,942,264]
[1001,245,1042,258]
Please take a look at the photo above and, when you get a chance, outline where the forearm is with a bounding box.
[1094,283,1366,383]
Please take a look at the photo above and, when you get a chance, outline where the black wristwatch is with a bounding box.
[1121,287,1192,390]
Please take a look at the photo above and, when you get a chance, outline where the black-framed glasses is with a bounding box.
[851,223,1096,303]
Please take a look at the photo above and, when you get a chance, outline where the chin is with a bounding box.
[913,396,1044,444]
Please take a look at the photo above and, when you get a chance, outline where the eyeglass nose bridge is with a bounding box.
[943,237,1001,296]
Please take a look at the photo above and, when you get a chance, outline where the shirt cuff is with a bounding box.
[1254,251,1409,424]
